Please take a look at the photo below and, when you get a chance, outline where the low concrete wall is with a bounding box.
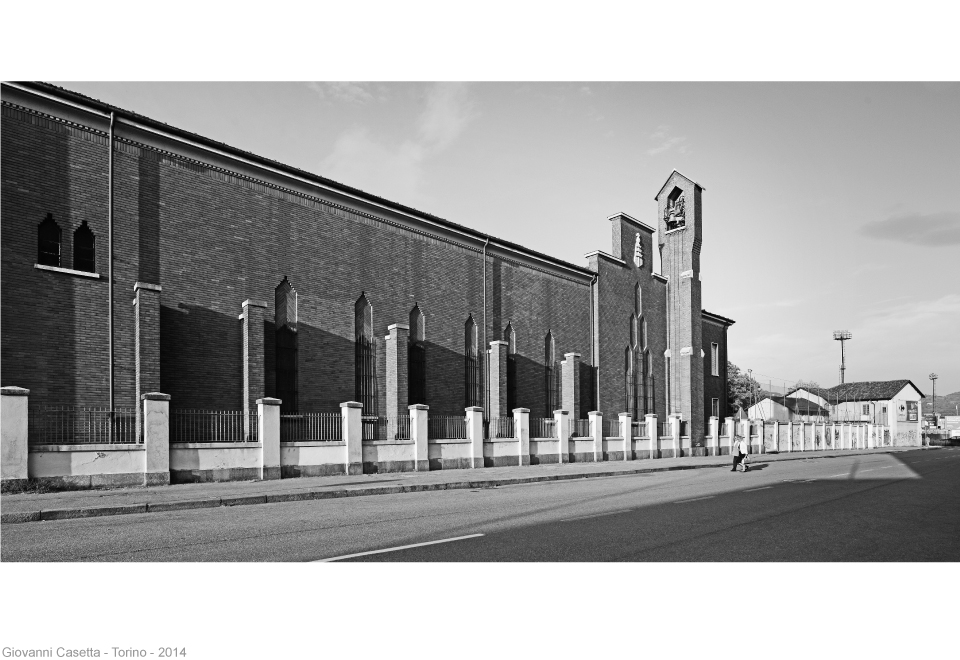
[428,438,473,470]
[280,441,346,478]
[28,445,145,488]
[362,440,415,473]
[170,443,261,483]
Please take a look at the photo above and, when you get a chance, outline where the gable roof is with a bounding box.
[825,380,925,403]
[654,169,705,200]
[782,397,830,416]
[753,396,830,416]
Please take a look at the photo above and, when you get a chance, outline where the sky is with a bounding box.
[50,81,960,395]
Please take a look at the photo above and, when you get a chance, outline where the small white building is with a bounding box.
[823,380,924,444]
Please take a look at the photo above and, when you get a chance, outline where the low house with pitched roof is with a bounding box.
[827,380,924,442]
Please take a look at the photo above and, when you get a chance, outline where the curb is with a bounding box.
[0,447,929,525]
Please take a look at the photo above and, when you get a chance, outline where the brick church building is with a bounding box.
[1,82,733,454]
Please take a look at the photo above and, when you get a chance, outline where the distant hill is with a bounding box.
[923,390,960,416]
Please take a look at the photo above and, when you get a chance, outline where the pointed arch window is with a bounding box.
[408,305,426,405]
[630,313,638,349]
[38,214,61,267]
[625,346,634,415]
[544,331,558,417]
[355,294,377,416]
[73,221,96,272]
[504,322,517,413]
[275,277,298,414]
[464,315,481,408]
[635,282,642,316]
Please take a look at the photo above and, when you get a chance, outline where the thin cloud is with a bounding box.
[307,82,383,104]
[647,124,688,156]
[319,83,476,207]
[417,82,476,151]
[858,211,960,246]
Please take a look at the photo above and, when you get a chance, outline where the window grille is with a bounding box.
[544,331,558,417]
[38,213,61,267]
[505,323,517,412]
[73,221,96,272]
[464,316,481,408]
[275,278,298,414]
[408,305,426,405]
[355,294,378,416]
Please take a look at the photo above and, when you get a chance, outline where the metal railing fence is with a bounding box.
[571,419,591,438]
[28,405,139,445]
[429,415,466,440]
[660,422,672,437]
[362,416,388,441]
[603,419,621,437]
[487,417,514,439]
[392,415,411,440]
[280,413,342,442]
[172,409,257,443]
[530,417,556,439]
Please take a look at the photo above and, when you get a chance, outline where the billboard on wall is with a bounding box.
[907,401,918,422]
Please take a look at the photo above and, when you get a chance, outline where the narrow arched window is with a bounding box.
[544,331,558,417]
[504,322,517,413]
[355,294,377,416]
[38,214,61,267]
[73,221,96,272]
[275,277,298,414]
[464,315,481,408]
[635,282,642,316]
[630,313,638,349]
[408,304,427,405]
[625,346,634,415]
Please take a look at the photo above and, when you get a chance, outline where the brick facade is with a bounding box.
[1,83,731,440]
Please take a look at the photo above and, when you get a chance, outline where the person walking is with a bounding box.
[731,435,749,472]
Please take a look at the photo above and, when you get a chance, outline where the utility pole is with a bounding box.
[833,331,852,384]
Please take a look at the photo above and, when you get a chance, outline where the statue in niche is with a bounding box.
[633,232,643,267]
[664,194,686,231]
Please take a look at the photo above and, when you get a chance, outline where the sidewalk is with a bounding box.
[0,446,935,524]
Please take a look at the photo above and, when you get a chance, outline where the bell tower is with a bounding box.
[656,170,705,444]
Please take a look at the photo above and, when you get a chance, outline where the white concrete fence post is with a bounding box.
[554,409,570,463]
[646,413,659,459]
[410,404,429,471]
[867,423,874,449]
[257,397,281,481]
[466,407,484,469]
[787,421,794,453]
[773,420,779,452]
[142,392,171,486]
[619,412,632,461]
[708,416,719,456]
[515,408,530,466]
[342,401,363,475]
[1,386,30,486]
[589,411,603,462]
[670,413,682,458]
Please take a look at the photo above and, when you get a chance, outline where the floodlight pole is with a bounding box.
[929,373,938,419]
[833,331,852,384]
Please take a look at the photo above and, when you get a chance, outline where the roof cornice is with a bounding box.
[3,81,594,282]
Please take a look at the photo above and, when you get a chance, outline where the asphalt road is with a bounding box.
[3,448,958,561]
